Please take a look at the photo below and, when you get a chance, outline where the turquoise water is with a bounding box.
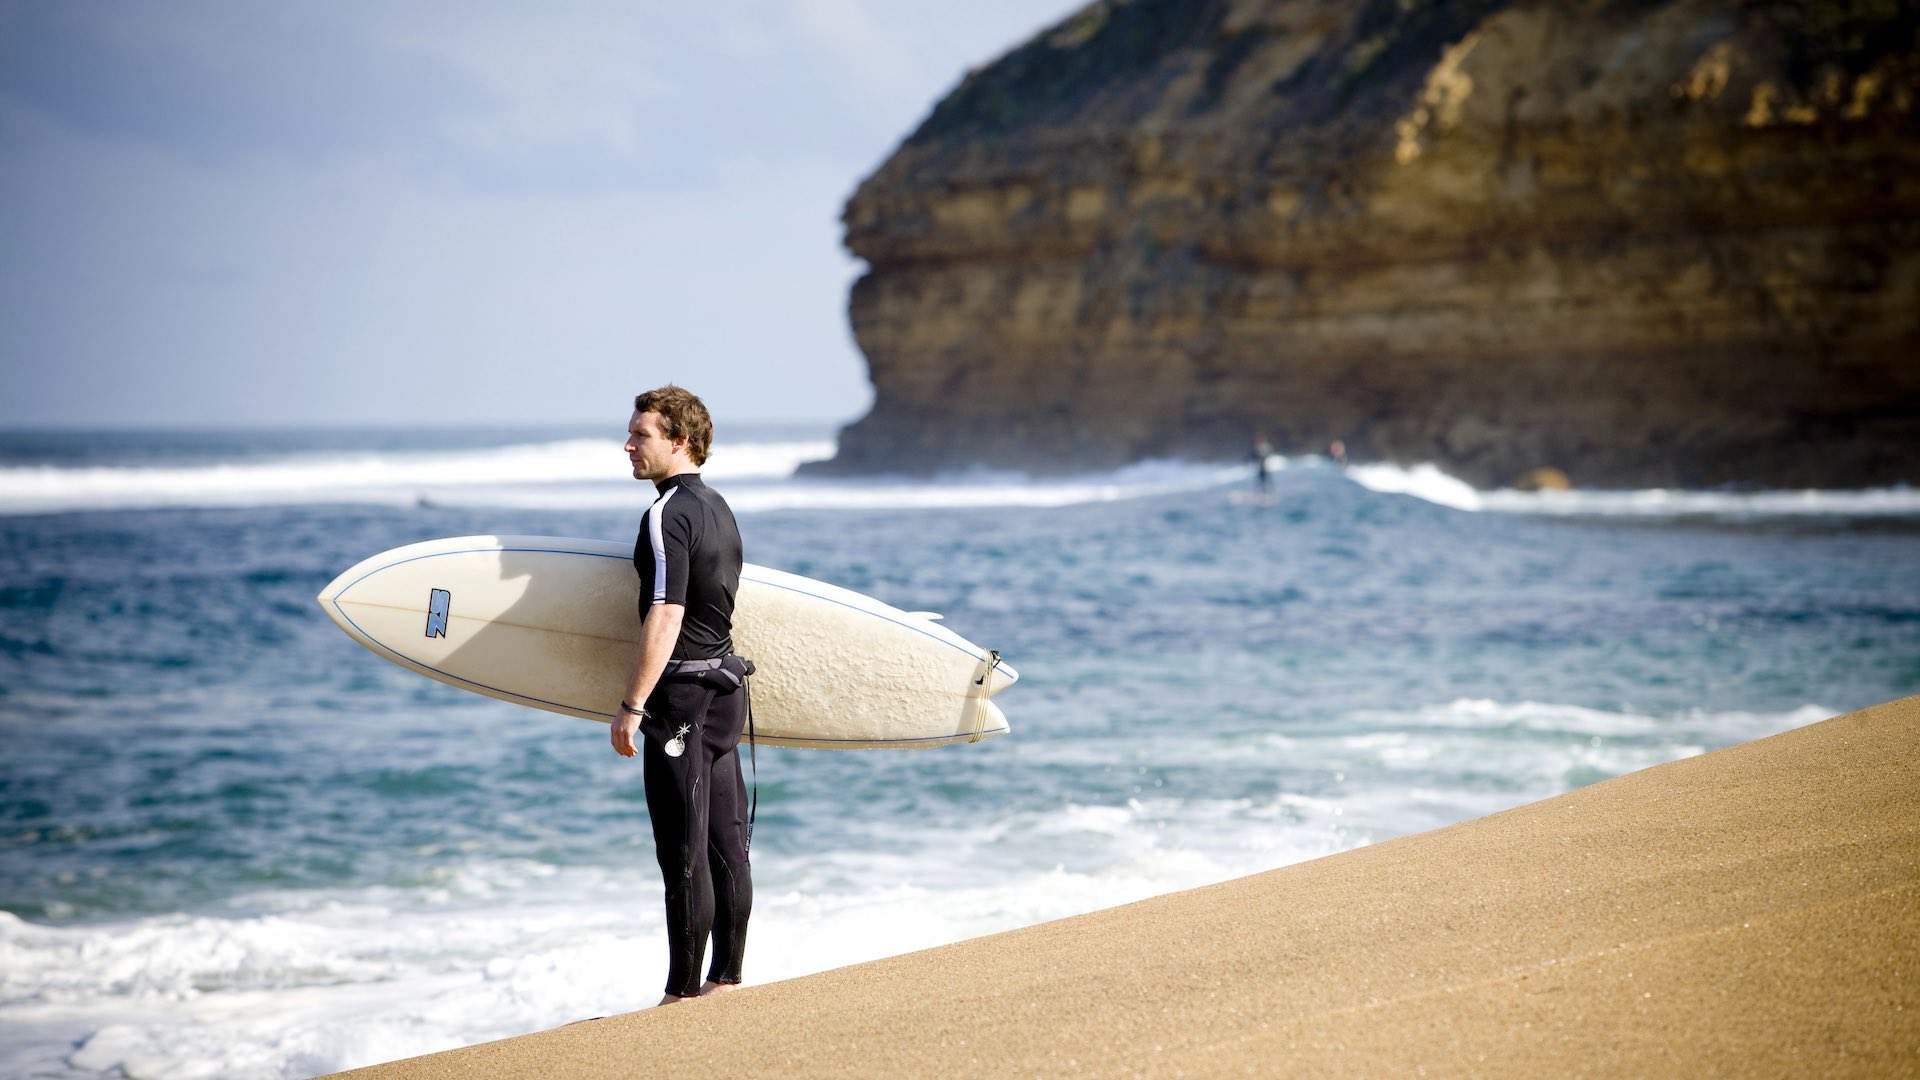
[2,427,1916,1077]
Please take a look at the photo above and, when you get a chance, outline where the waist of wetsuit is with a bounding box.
[662,653,755,689]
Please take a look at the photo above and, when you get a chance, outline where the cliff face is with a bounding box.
[817,0,1920,488]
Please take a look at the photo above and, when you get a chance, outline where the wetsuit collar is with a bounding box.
[654,471,701,494]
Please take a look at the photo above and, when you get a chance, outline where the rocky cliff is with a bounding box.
[813,0,1920,488]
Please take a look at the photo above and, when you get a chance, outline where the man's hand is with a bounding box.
[612,603,684,759]
[612,709,641,758]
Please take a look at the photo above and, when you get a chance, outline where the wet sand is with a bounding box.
[332,694,1920,1078]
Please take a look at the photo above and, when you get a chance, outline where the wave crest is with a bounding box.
[0,439,833,514]
[1345,462,1920,517]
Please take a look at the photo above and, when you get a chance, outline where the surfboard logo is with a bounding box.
[425,588,451,638]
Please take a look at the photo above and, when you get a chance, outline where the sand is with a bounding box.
[332,695,1920,1078]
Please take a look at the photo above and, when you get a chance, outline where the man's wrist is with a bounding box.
[619,700,647,719]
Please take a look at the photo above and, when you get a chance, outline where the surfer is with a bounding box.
[612,385,753,1006]
[1250,433,1275,492]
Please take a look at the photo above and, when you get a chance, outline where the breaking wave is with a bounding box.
[0,439,831,514]
[1344,462,1920,518]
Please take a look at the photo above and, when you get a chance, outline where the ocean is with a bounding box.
[2,424,1916,1079]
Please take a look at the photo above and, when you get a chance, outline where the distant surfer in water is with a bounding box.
[613,385,754,1006]
[1250,433,1275,492]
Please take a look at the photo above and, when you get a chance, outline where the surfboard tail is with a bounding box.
[960,652,1016,742]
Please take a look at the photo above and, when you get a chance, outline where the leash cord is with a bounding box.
[745,676,756,852]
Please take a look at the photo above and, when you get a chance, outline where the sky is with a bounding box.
[0,1,1080,428]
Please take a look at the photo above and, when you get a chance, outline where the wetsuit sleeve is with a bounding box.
[649,500,697,606]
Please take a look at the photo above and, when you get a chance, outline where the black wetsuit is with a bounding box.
[632,472,750,997]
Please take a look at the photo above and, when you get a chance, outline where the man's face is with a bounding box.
[625,410,682,481]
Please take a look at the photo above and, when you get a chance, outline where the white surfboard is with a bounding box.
[315,535,1017,750]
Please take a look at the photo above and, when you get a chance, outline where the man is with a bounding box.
[612,385,752,1006]
[1250,432,1275,492]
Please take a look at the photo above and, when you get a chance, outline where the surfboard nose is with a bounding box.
[315,546,402,631]
[315,568,357,636]
[316,571,346,606]
[316,561,364,611]
[316,557,369,606]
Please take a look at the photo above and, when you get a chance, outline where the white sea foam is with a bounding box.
[1345,461,1920,517]
[0,442,1253,516]
[431,459,1251,513]
[1342,697,1834,739]
[0,439,833,514]
[0,814,1314,1079]
[7,439,1909,518]
[1344,462,1485,510]
[1316,700,1834,803]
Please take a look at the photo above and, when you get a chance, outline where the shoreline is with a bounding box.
[332,694,1920,1078]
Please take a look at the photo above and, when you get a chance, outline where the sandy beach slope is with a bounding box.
[332,695,1919,1078]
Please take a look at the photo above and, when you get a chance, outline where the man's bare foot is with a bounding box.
[656,993,691,1007]
[700,980,740,996]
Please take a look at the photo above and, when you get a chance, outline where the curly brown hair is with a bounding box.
[632,385,713,466]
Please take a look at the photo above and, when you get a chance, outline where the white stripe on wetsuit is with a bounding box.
[646,485,679,603]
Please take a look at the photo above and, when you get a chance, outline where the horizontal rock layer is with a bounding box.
[813,0,1920,488]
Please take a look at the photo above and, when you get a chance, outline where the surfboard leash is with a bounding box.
[965,650,1004,743]
[745,673,757,853]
